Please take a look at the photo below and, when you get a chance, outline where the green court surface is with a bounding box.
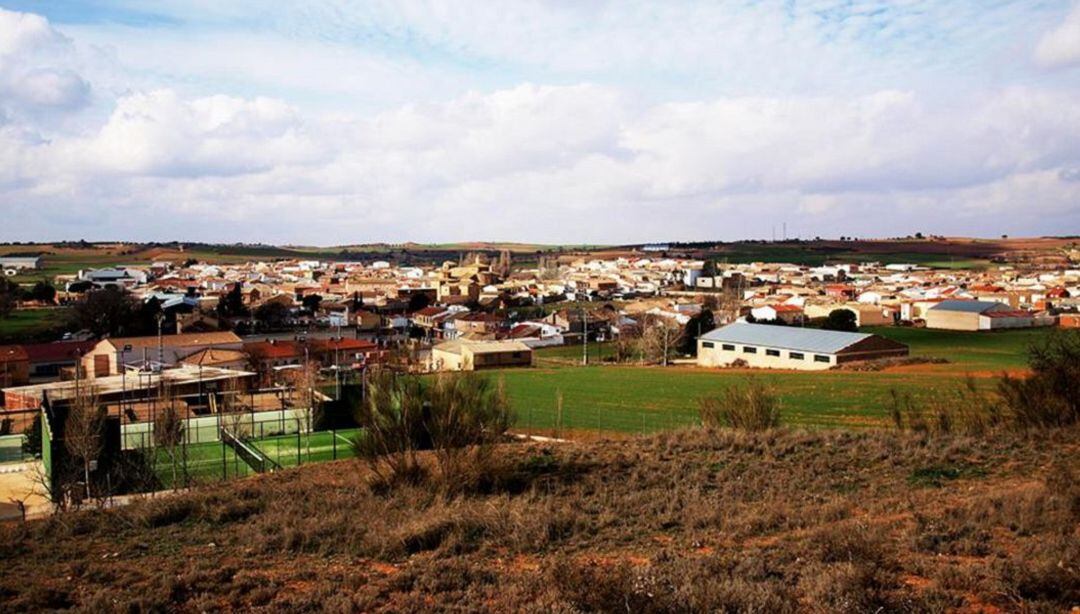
[152,429,359,488]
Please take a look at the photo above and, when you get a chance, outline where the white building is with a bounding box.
[697,322,908,371]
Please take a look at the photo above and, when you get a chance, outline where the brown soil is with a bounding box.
[1,428,1077,612]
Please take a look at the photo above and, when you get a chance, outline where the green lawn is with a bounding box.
[0,308,70,341]
[864,326,1049,371]
[536,341,615,365]
[502,326,1052,434]
[499,366,976,433]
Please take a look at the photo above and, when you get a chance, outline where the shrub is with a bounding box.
[998,329,1080,429]
[698,379,780,432]
[891,331,1080,435]
[352,370,430,487]
[888,376,1000,436]
[352,370,512,492]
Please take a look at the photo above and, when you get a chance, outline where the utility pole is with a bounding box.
[581,308,588,366]
[662,322,669,367]
[156,313,165,371]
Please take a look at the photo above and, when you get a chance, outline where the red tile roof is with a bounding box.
[21,341,96,363]
[0,345,29,364]
[243,340,304,360]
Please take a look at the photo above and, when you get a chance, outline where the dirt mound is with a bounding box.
[1,428,1077,611]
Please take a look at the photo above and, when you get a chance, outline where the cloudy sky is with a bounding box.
[1,1,1079,245]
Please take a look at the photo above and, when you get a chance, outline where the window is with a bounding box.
[814,355,831,363]
[722,343,735,351]
[789,352,804,360]
[512,352,522,358]
[765,349,780,357]
[743,346,757,354]
[702,341,715,349]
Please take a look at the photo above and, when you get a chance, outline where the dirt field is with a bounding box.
[1,428,1076,611]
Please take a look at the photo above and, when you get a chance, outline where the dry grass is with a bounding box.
[1,427,1077,612]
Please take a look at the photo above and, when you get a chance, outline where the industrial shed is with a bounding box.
[924,300,1047,331]
[430,340,533,371]
[697,322,908,371]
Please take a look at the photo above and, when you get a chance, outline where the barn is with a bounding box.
[697,322,908,371]
[924,300,1047,331]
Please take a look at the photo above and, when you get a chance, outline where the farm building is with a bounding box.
[430,340,532,371]
[697,322,908,371]
[0,256,42,274]
[924,300,1050,331]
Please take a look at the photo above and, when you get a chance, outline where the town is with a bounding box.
[1,239,1077,504]
[2,0,1080,609]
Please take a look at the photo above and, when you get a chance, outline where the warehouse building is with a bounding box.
[924,300,1049,331]
[697,322,908,371]
[431,339,533,371]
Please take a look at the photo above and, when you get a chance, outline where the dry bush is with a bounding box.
[892,330,1080,436]
[699,378,781,432]
[888,376,1000,436]
[3,426,1080,611]
[998,330,1080,429]
[353,370,512,493]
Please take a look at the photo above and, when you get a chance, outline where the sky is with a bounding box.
[0,1,1079,245]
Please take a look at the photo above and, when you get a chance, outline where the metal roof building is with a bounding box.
[697,322,908,371]
[929,300,1008,314]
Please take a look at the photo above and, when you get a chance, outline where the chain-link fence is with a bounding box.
[512,404,701,438]
[122,410,359,489]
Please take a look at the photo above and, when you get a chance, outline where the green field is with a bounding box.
[505,327,1052,434]
[864,326,1048,371]
[0,308,70,341]
[535,341,615,365]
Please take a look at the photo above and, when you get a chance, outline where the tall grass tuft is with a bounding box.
[891,330,1080,436]
[352,369,512,493]
[888,376,1000,436]
[699,378,781,432]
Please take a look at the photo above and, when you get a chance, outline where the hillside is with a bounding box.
[1,428,1077,612]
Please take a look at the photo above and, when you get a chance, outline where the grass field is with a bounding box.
[864,325,1048,371]
[0,308,70,341]
[506,327,1052,434]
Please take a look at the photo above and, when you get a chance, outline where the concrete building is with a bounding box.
[0,345,30,387]
[0,256,42,275]
[697,322,908,371]
[924,300,1046,331]
[81,332,244,378]
[431,340,533,371]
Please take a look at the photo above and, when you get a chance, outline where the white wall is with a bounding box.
[697,340,835,371]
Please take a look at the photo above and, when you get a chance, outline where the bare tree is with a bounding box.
[713,286,744,325]
[153,381,186,490]
[641,316,683,366]
[289,360,322,459]
[64,385,105,501]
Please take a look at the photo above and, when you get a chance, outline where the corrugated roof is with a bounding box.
[699,322,869,354]
[929,300,1006,313]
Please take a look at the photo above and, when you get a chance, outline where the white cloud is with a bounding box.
[1,5,1079,244]
[0,8,91,115]
[1036,2,1080,67]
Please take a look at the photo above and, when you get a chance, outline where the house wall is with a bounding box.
[924,310,980,331]
[979,315,1035,330]
[467,349,532,370]
[431,348,465,371]
[0,360,30,387]
[697,340,835,371]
